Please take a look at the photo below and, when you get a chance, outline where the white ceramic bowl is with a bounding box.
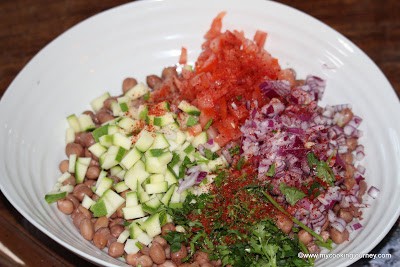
[1,0,399,266]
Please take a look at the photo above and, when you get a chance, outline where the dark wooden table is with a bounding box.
[0,0,399,266]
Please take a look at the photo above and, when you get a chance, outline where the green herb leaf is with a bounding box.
[228,145,240,156]
[266,163,276,177]
[307,152,335,186]
[236,157,245,170]
[308,181,322,197]
[307,152,319,167]
[204,119,213,130]
[179,156,195,179]
[164,231,187,252]
[279,183,306,206]
[315,161,335,186]
[204,148,218,160]
[214,170,227,187]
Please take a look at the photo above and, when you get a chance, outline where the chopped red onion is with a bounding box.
[354,174,365,183]
[177,166,206,193]
[196,172,208,183]
[340,197,350,208]
[356,151,365,161]
[356,144,364,153]
[240,74,369,234]
[313,226,322,234]
[307,76,326,99]
[259,80,291,98]
[221,149,232,164]
[327,200,336,209]
[311,215,325,226]
[344,125,356,136]
[206,127,218,140]
[338,145,348,153]
[356,165,366,175]
[332,104,351,112]
[178,173,197,193]
[348,116,363,128]
[298,199,312,210]
[367,186,380,199]
[328,210,337,223]
[335,154,346,169]
[197,144,205,156]
[336,218,347,227]
[318,204,326,212]
[287,127,305,135]
[351,222,363,230]
[317,195,330,206]
[322,106,334,118]
[331,221,345,232]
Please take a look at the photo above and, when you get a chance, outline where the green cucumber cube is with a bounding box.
[67,114,81,133]
[144,182,168,195]
[123,205,146,220]
[178,100,201,116]
[44,191,67,204]
[135,130,155,152]
[90,92,110,112]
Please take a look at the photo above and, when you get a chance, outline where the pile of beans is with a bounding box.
[56,70,223,266]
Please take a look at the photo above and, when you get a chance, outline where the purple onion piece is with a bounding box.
[367,186,380,199]
[331,221,345,233]
[351,222,363,230]
[196,172,208,183]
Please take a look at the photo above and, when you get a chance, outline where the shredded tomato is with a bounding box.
[153,12,283,146]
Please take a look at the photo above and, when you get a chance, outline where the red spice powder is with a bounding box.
[190,160,276,242]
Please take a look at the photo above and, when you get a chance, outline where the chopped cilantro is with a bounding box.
[307,152,335,186]
[164,231,188,252]
[315,161,335,186]
[308,181,322,197]
[307,152,319,166]
[214,170,227,187]
[266,163,276,177]
[204,148,218,160]
[236,156,245,170]
[165,184,315,267]
[279,183,306,206]
[228,145,240,156]
[204,119,213,130]
[179,156,195,178]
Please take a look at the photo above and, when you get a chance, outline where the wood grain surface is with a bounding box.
[0,0,399,266]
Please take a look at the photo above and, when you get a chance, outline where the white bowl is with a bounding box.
[1,0,399,266]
